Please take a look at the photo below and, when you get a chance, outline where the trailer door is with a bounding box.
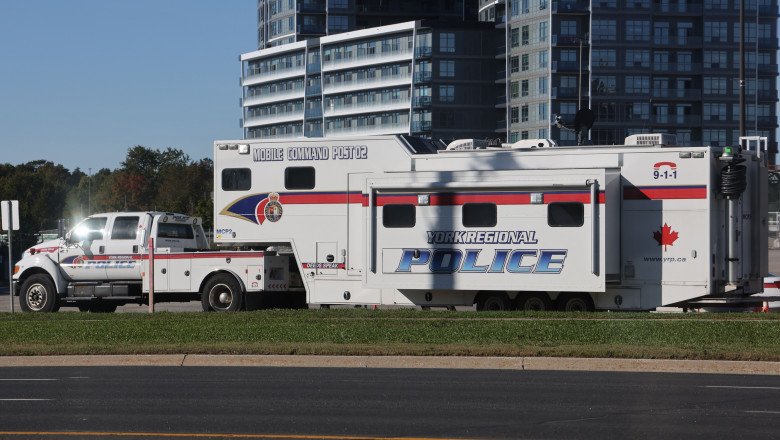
[365,169,608,293]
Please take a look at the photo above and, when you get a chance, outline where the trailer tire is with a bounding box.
[557,293,595,312]
[202,274,243,312]
[19,274,59,313]
[515,292,553,311]
[476,292,510,311]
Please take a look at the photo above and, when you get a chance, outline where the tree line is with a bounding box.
[0,146,213,253]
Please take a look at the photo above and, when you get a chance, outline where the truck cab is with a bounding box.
[14,212,208,312]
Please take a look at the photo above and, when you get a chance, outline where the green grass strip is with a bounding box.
[1,310,779,360]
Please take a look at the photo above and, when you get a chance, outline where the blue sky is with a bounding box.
[0,1,256,172]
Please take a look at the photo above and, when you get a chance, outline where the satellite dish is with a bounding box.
[574,109,595,130]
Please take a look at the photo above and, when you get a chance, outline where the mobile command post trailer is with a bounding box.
[213,134,768,311]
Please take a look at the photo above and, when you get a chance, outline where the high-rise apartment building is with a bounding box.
[484,0,778,159]
[241,20,499,139]
[246,0,778,162]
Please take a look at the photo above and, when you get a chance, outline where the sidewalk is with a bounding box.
[0,354,778,375]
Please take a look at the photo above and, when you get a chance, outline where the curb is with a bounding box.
[0,355,778,375]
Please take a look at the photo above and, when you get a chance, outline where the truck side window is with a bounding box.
[548,202,584,227]
[222,168,251,191]
[462,203,497,227]
[157,223,195,239]
[71,217,108,242]
[111,216,140,240]
[383,204,416,228]
[285,167,315,190]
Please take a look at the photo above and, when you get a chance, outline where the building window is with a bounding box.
[539,21,547,42]
[704,22,728,43]
[593,49,616,67]
[704,103,728,121]
[511,27,520,47]
[439,85,455,102]
[327,15,348,32]
[522,25,529,45]
[703,129,727,146]
[539,77,547,94]
[592,20,617,40]
[511,106,519,123]
[626,102,650,120]
[626,21,650,41]
[626,50,650,67]
[539,50,547,68]
[625,76,650,94]
[521,105,529,122]
[440,60,455,77]
[561,20,577,35]
[592,76,616,95]
[440,32,455,53]
[704,77,728,95]
[511,81,520,98]
[521,79,529,97]
[510,56,519,73]
[704,51,728,68]
[539,102,547,120]
[521,54,529,71]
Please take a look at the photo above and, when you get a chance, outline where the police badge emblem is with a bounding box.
[264,192,283,222]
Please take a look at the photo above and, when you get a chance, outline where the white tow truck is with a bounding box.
[13,212,294,312]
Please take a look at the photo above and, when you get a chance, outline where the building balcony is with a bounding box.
[243,66,306,87]
[322,49,414,73]
[324,99,410,118]
[757,116,779,127]
[413,96,432,107]
[651,115,702,126]
[325,121,411,136]
[306,84,322,96]
[243,111,304,128]
[651,89,702,100]
[552,0,589,13]
[757,90,779,102]
[758,64,780,75]
[414,46,432,58]
[652,62,702,74]
[551,34,588,47]
[413,71,432,83]
[552,60,581,72]
[323,74,411,95]
[298,0,326,13]
[306,62,321,74]
[551,86,579,99]
[759,4,779,15]
[411,120,432,133]
[653,36,703,47]
[759,37,779,49]
[652,3,702,14]
[298,24,326,35]
[305,107,323,119]
[243,89,305,108]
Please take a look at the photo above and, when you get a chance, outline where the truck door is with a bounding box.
[60,216,109,281]
[103,215,143,281]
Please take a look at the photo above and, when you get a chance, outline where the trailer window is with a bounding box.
[157,223,195,239]
[548,202,584,227]
[222,168,251,191]
[383,204,416,228]
[111,216,140,240]
[285,167,315,189]
[462,203,497,227]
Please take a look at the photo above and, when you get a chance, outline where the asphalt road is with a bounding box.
[0,367,778,440]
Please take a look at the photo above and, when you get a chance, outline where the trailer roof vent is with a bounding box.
[504,139,558,149]
[446,139,492,150]
[624,134,677,146]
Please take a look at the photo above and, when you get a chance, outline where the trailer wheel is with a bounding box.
[202,274,243,312]
[557,293,595,312]
[19,274,59,313]
[476,292,510,311]
[515,292,553,311]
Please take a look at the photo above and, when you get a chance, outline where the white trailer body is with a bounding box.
[213,135,767,311]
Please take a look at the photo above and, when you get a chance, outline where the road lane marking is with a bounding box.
[0,432,487,440]
[704,386,780,390]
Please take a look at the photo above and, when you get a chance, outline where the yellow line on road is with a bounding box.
[0,432,485,440]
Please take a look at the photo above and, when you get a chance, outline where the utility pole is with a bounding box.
[88,168,92,215]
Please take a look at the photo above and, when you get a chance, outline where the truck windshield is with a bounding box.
[71,217,108,241]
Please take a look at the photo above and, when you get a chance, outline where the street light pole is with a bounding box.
[88,168,92,215]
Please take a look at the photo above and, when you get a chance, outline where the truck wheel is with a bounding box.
[516,292,553,311]
[202,274,243,312]
[19,274,59,313]
[557,293,595,312]
[476,292,510,311]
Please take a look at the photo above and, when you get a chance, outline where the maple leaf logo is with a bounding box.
[653,223,679,252]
